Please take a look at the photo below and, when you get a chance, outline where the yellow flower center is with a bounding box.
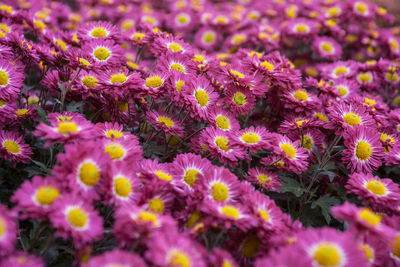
[16,109,29,117]
[358,208,381,226]
[78,58,91,67]
[149,197,164,213]
[258,174,271,184]
[203,31,215,43]
[195,89,209,107]
[230,69,244,79]
[302,135,313,150]
[327,7,340,17]
[110,73,127,84]
[314,112,328,122]
[54,39,67,50]
[359,244,374,263]
[145,75,163,88]
[295,23,309,33]
[185,211,201,228]
[0,218,6,238]
[365,180,386,196]
[114,176,132,197]
[216,115,230,130]
[313,244,341,267]
[93,47,111,61]
[391,235,400,259]
[241,132,260,144]
[240,236,261,258]
[358,72,372,83]
[170,63,185,73]
[293,89,309,101]
[232,33,245,44]
[355,141,372,161]
[176,13,189,25]
[260,61,274,71]
[82,75,98,88]
[0,70,9,86]
[364,97,376,107]
[184,169,199,187]
[168,250,191,267]
[0,23,10,34]
[106,129,123,139]
[136,211,158,226]
[280,143,296,158]
[58,121,78,135]
[90,27,108,38]
[220,205,240,219]
[155,170,172,181]
[132,32,145,41]
[212,183,229,202]
[28,96,39,106]
[157,116,174,128]
[343,112,361,127]
[386,72,399,82]
[336,86,348,96]
[104,143,125,160]
[258,209,270,222]
[36,185,60,205]
[168,42,182,52]
[233,92,246,106]
[355,2,368,14]
[334,66,349,77]
[193,55,204,63]
[175,80,184,93]
[67,208,88,228]
[34,20,46,32]
[321,42,333,53]
[117,101,128,113]
[3,140,20,154]
[79,162,100,186]
[0,4,12,14]
[215,136,230,152]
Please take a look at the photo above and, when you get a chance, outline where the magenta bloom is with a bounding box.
[231,126,272,152]
[77,21,119,41]
[346,173,400,209]
[207,107,240,132]
[85,249,146,267]
[0,251,44,267]
[0,60,24,101]
[0,130,32,165]
[34,112,93,147]
[146,110,184,136]
[273,135,309,174]
[49,194,103,249]
[246,167,281,191]
[295,227,368,267]
[255,246,312,267]
[0,204,17,256]
[145,232,207,267]
[313,37,343,60]
[82,39,123,68]
[11,176,62,220]
[342,126,384,173]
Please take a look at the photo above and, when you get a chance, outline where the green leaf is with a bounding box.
[31,160,50,174]
[279,176,304,197]
[311,194,340,224]
[312,144,321,164]
[320,171,337,182]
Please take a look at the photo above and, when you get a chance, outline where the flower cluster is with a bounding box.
[1,0,400,266]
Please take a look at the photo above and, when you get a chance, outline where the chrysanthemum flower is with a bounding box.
[146,110,184,136]
[142,72,169,98]
[332,202,395,240]
[282,88,320,113]
[386,145,400,166]
[255,246,312,267]
[0,204,17,256]
[85,249,146,267]
[346,173,400,208]
[138,180,175,214]
[167,71,191,104]
[194,27,221,51]
[313,37,342,60]
[353,1,372,18]
[0,130,32,165]
[34,112,93,147]
[246,167,281,191]
[83,39,122,68]
[183,76,218,120]
[99,69,142,98]
[273,135,309,174]
[285,18,318,39]
[201,166,241,203]
[137,158,178,184]
[224,87,256,115]
[102,136,143,162]
[295,227,367,267]
[231,126,272,152]
[207,107,240,132]
[324,61,357,80]
[172,153,211,194]
[145,232,206,267]
[94,122,128,140]
[342,126,384,173]
[0,251,44,267]
[151,35,191,56]
[331,78,359,99]
[0,60,24,101]
[12,176,62,220]
[211,248,239,267]
[49,194,103,248]
[103,161,141,207]
[52,142,109,202]
[221,65,254,88]
[200,127,247,167]
[157,52,195,75]
[113,204,177,247]
[77,21,119,41]
[327,102,375,134]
